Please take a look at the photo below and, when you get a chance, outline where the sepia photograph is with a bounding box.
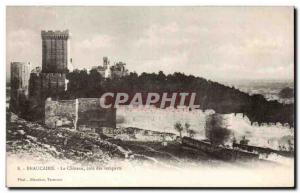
[5,6,295,188]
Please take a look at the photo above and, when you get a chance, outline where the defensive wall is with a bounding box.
[27,72,66,121]
[45,98,116,131]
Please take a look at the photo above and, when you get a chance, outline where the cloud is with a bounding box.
[135,22,193,49]
[7,29,38,52]
[71,34,116,69]
[6,7,294,81]
[129,15,294,80]
[79,34,114,49]
[6,29,41,74]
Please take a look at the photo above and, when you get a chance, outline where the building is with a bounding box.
[27,30,72,121]
[41,30,73,73]
[10,62,31,114]
[92,57,128,79]
[103,56,109,69]
[29,70,66,99]
[10,62,31,94]
[110,61,128,79]
[11,30,118,129]
[92,57,111,78]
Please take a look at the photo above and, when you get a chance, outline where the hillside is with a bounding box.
[64,70,294,127]
[7,113,230,168]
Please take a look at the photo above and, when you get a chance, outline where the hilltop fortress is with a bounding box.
[9,30,294,133]
[10,30,116,130]
[28,30,71,121]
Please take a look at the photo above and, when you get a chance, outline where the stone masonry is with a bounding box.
[10,62,31,114]
[45,98,116,131]
[41,30,72,73]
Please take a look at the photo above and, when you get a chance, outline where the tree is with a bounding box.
[184,122,196,138]
[279,87,294,99]
[174,122,184,138]
[205,114,231,145]
[187,129,196,138]
[185,122,190,130]
[64,69,294,127]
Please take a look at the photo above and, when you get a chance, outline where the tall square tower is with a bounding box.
[41,30,71,73]
[11,62,31,94]
[10,62,31,114]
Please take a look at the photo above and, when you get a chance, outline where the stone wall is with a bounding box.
[10,62,31,114]
[182,137,259,161]
[28,72,66,121]
[77,98,116,131]
[45,98,116,130]
[10,62,31,91]
[45,98,76,129]
[117,106,213,139]
[102,127,177,142]
[29,73,66,97]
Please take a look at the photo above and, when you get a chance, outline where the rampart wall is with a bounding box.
[45,99,76,129]
[28,72,66,121]
[45,98,116,131]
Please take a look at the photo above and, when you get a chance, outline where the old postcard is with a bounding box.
[6,6,295,188]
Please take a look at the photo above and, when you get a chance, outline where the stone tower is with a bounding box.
[26,30,72,121]
[10,62,31,114]
[41,30,72,73]
[103,57,109,69]
[11,62,31,92]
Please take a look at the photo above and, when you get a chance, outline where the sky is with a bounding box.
[6,6,294,82]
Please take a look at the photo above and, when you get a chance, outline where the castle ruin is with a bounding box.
[24,30,72,121]
[41,30,73,73]
[92,57,128,79]
[45,98,116,131]
[10,62,31,114]
[10,30,116,129]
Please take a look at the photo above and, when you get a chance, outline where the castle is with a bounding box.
[26,30,71,121]
[92,57,128,79]
[10,30,116,130]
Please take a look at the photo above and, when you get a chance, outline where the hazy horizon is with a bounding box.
[6,6,294,82]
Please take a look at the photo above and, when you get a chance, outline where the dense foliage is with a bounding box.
[279,87,294,99]
[64,69,294,127]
